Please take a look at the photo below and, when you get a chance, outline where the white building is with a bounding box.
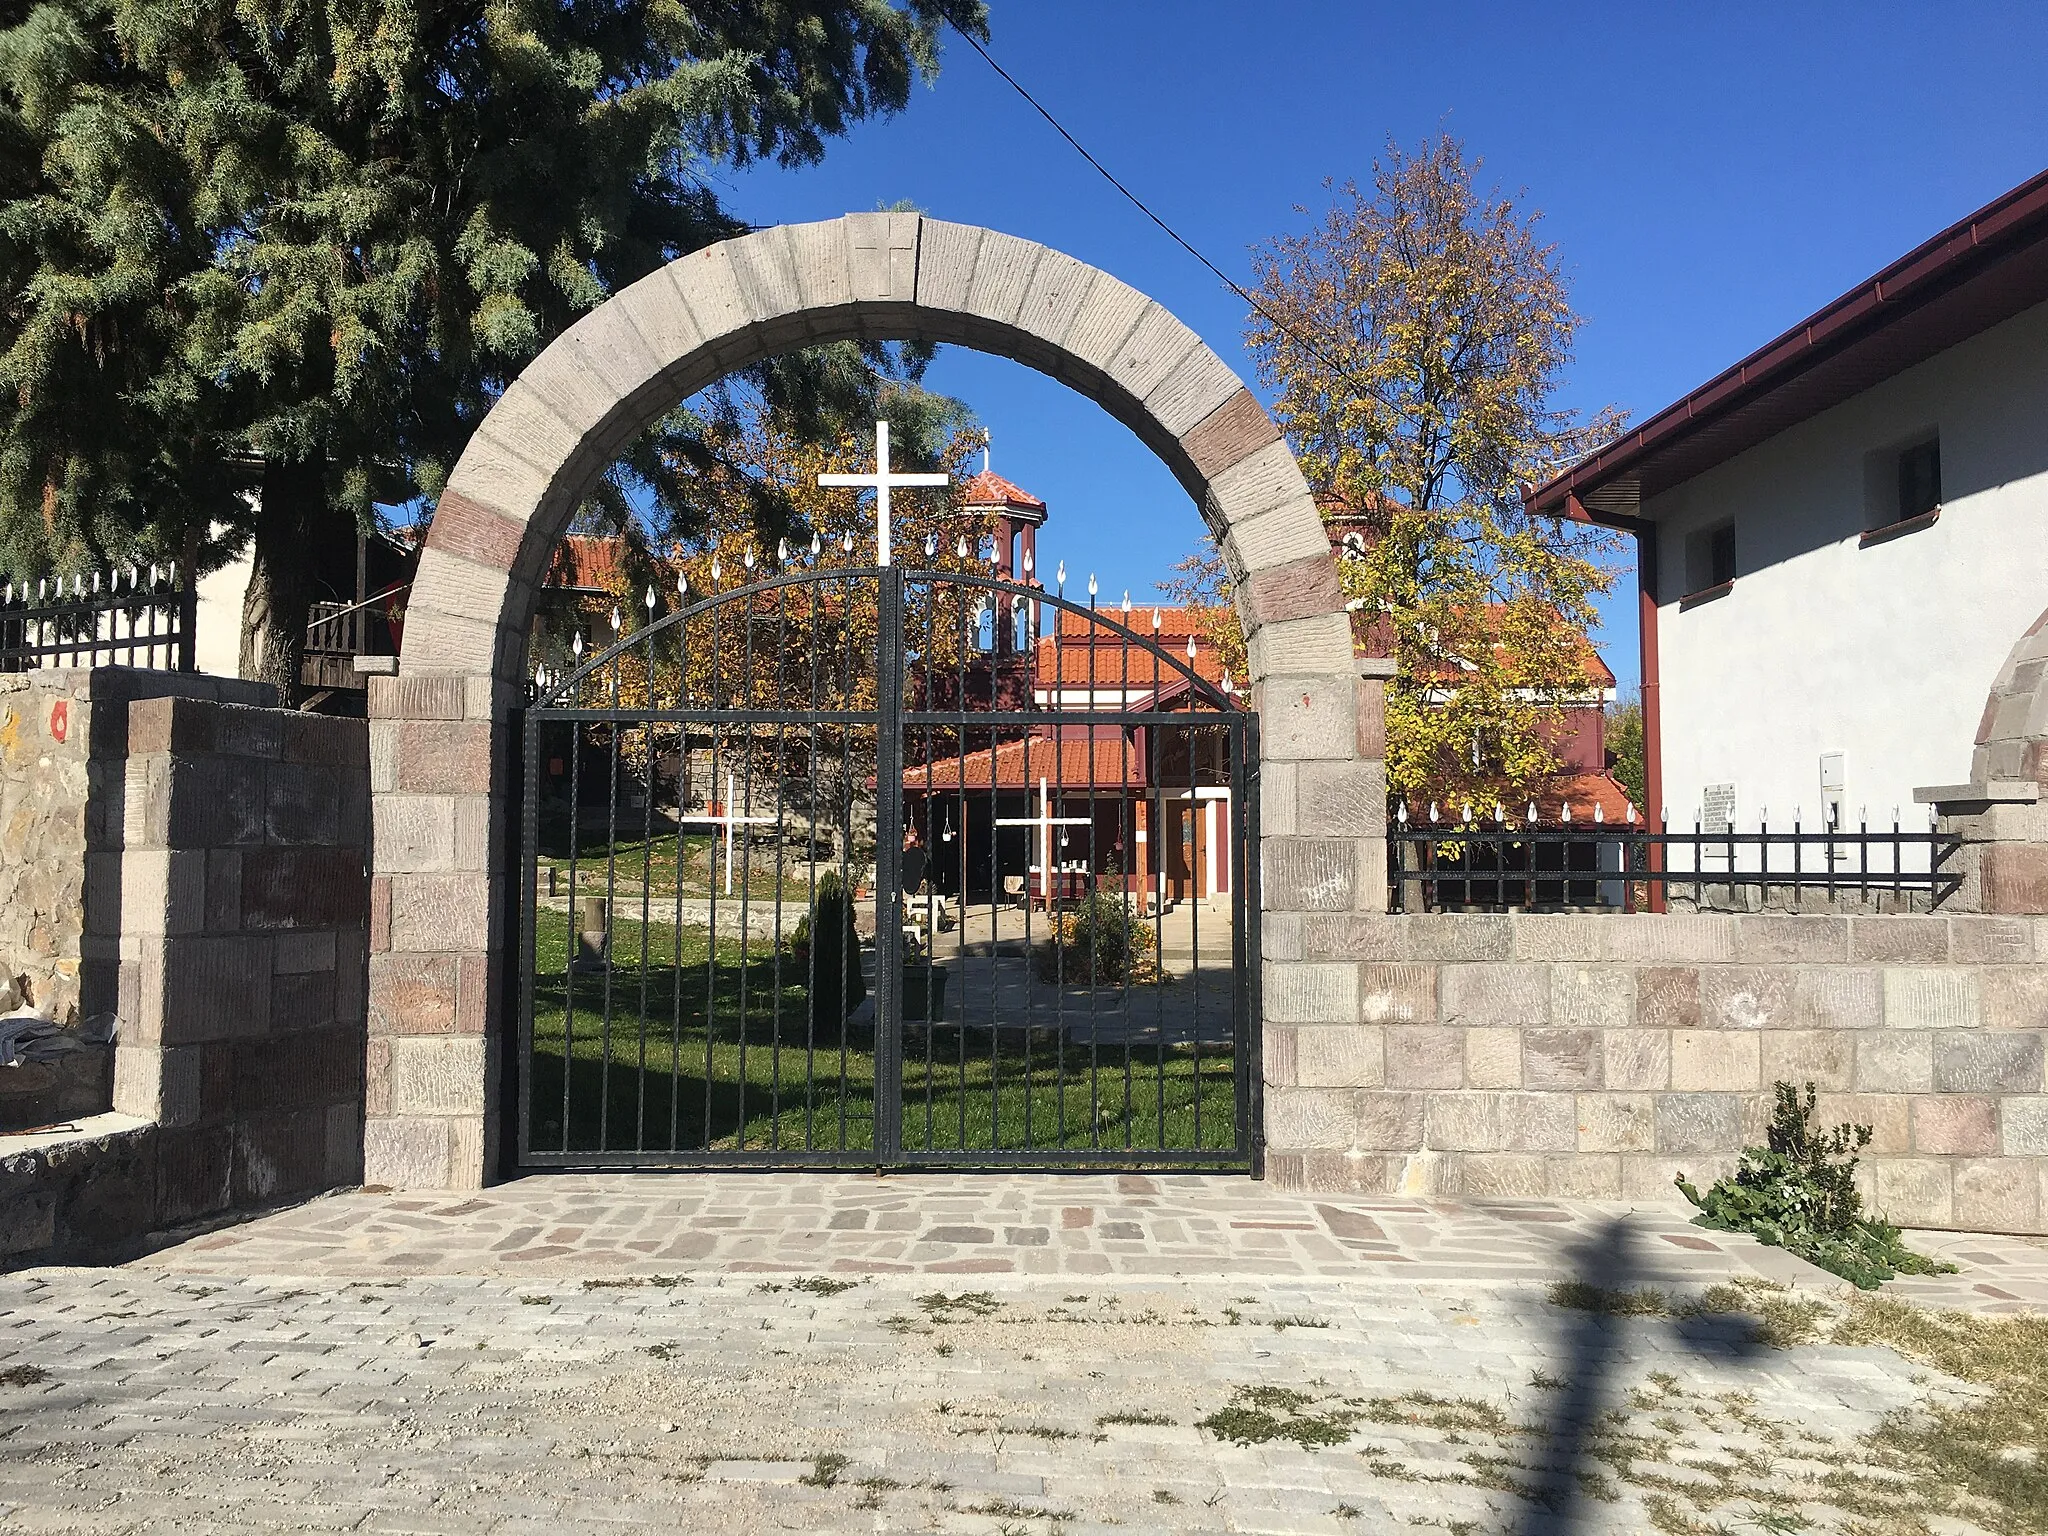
[1529,169,2048,842]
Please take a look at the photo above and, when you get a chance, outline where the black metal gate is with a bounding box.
[516,561,1258,1170]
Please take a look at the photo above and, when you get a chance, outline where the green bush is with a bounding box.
[1033,892,1158,985]
[1677,1081,1956,1290]
[790,871,865,1039]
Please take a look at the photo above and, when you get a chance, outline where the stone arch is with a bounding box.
[364,215,1371,1188]
[1971,605,2048,790]
[1950,606,2048,913]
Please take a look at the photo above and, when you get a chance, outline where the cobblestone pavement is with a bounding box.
[0,1262,1983,1535]
[4,1177,2044,1533]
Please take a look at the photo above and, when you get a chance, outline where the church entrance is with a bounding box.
[515,554,1258,1172]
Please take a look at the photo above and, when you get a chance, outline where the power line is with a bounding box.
[948,25,1360,388]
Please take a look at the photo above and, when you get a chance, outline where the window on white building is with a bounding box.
[1896,437,1941,523]
[1683,521,1736,598]
[1862,430,1942,541]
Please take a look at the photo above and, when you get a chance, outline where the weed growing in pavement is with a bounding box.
[1548,1281,1669,1315]
[1269,1314,1332,1331]
[799,1453,849,1488]
[1677,1081,1957,1288]
[1097,1410,1175,1427]
[640,1343,677,1360]
[1333,1504,1362,1520]
[1151,1489,1179,1504]
[0,1364,49,1387]
[790,1276,858,1295]
[918,1290,1000,1321]
[933,1342,954,1357]
[1549,1276,1834,1349]
[1199,1386,1364,1449]
[518,1295,551,1306]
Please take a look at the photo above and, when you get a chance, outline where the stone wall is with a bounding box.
[1,669,269,1025]
[1,682,370,1265]
[0,673,90,1021]
[110,693,370,1214]
[1262,910,2048,1232]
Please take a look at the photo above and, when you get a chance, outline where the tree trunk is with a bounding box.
[239,455,328,707]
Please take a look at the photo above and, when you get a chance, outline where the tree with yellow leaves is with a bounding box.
[1245,135,1625,812]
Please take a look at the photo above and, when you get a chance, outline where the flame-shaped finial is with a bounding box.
[1022,548,1034,575]
[842,531,854,554]
[610,606,622,633]
[1121,590,1132,614]
[676,569,688,597]
[710,556,721,583]
[1187,635,1197,660]
[644,588,656,617]
[573,631,584,658]
[777,538,789,564]
[743,548,755,571]
[1056,561,1067,589]
[1152,608,1162,630]
[810,533,822,558]
[956,534,968,559]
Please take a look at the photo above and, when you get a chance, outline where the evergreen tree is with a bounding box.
[0,0,986,698]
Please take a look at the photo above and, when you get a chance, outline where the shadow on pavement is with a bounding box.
[1514,1214,1772,1536]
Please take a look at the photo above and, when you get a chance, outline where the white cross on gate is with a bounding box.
[673,772,778,896]
[816,419,950,567]
[995,775,1095,911]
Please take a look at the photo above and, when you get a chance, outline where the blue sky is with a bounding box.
[727,1,2048,692]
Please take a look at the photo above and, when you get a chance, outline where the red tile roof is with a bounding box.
[547,535,626,594]
[901,731,1147,791]
[958,470,1047,514]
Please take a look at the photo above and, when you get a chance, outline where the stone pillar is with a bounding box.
[363,673,501,1189]
[1918,782,2048,912]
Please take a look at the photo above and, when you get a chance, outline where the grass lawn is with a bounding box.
[525,907,1241,1161]
[539,828,821,903]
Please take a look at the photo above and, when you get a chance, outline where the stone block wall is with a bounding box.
[1,681,370,1265]
[109,693,370,1214]
[1262,910,2048,1232]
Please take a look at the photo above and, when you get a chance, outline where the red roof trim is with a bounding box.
[1529,167,2048,517]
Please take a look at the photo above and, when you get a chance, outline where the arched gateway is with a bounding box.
[365,215,1372,1189]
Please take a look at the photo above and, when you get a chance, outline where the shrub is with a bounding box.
[1032,892,1158,985]
[1676,1081,1956,1290]
[790,870,865,1038]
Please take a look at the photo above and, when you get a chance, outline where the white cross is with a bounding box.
[816,419,950,567]
[995,775,1095,910]
[673,772,778,896]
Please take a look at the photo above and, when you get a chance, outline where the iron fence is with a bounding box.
[0,565,194,673]
[1388,803,1961,913]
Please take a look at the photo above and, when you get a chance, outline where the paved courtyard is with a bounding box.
[5,1175,2047,1533]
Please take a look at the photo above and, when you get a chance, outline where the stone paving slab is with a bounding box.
[139,1173,1836,1289]
[130,1173,2048,1315]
